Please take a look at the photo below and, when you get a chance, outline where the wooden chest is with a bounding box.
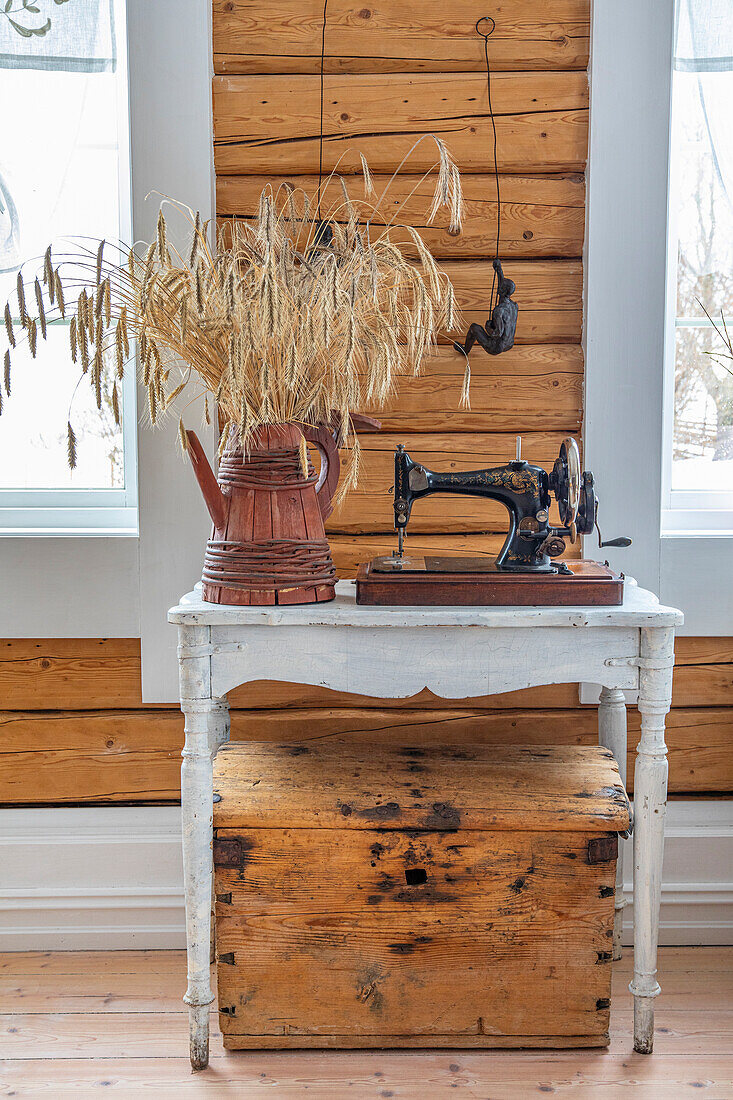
[213,742,630,1049]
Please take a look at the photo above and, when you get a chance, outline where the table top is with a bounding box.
[169,577,683,630]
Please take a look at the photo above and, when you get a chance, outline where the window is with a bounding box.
[0,0,136,532]
[585,0,732,630]
[663,1,733,534]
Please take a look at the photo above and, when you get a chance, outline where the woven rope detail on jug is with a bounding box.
[218,448,317,490]
[203,539,336,591]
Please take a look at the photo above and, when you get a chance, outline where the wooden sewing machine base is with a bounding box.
[355,558,623,606]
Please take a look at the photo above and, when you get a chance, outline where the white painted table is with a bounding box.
[169,578,682,1069]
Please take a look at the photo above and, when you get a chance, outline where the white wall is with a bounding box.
[127,0,217,703]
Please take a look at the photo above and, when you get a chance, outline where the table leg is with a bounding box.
[181,694,227,1070]
[598,686,627,960]
[630,627,674,1054]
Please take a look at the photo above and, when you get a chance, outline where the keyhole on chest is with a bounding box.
[404,868,427,886]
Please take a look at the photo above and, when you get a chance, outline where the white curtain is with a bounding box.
[0,0,115,72]
[676,0,733,72]
[675,0,733,211]
[0,0,116,270]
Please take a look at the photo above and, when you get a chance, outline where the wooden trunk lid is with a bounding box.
[213,743,630,834]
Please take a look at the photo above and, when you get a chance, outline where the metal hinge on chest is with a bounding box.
[213,837,241,867]
[587,835,618,864]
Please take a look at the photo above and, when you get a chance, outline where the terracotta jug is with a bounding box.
[185,422,341,606]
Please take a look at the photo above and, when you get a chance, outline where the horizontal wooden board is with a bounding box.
[328,430,572,533]
[446,259,581,311]
[217,173,586,259]
[219,1035,609,1051]
[213,1,591,75]
[671,637,733,664]
[441,258,582,344]
[1,706,730,803]
[214,829,615,910]
[213,741,626,831]
[0,710,181,804]
[360,345,583,433]
[213,72,589,175]
[672,640,733,707]
[228,680,584,711]
[0,638,144,710]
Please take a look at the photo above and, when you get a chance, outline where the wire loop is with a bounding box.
[475,15,496,39]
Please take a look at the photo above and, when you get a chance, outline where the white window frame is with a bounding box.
[0,378,138,532]
[0,0,138,535]
[584,0,733,636]
[0,0,216,670]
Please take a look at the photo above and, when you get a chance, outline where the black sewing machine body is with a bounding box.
[378,437,629,577]
[394,453,560,572]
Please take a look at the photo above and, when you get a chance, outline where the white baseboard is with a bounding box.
[620,800,733,946]
[0,807,187,950]
[1,802,732,950]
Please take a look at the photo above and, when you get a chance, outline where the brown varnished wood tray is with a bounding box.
[355,558,624,606]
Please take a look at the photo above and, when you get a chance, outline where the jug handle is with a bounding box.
[301,425,340,521]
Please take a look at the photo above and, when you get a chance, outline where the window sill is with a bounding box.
[662,529,733,539]
[662,508,733,537]
[0,527,139,538]
[0,506,139,536]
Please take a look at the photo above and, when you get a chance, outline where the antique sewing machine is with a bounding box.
[355,437,631,606]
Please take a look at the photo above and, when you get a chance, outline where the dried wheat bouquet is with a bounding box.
[1,135,464,499]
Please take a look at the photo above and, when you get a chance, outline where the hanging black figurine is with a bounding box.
[456,258,518,355]
[454,17,518,358]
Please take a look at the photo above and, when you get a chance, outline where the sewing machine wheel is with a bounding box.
[552,437,581,533]
[577,470,597,537]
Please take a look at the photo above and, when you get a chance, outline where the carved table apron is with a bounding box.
[169,577,683,1069]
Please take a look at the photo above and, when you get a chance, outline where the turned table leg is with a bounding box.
[181,696,219,1069]
[178,626,230,1071]
[598,686,628,960]
[630,627,674,1054]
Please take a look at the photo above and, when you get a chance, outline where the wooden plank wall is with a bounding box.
[213,0,588,571]
[0,3,730,805]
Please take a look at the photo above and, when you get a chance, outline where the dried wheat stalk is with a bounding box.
[0,137,464,501]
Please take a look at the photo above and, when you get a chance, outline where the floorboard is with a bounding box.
[0,948,731,1097]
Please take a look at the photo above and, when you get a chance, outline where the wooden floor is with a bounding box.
[0,948,731,1098]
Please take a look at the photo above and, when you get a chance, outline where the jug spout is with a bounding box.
[185,430,228,531]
